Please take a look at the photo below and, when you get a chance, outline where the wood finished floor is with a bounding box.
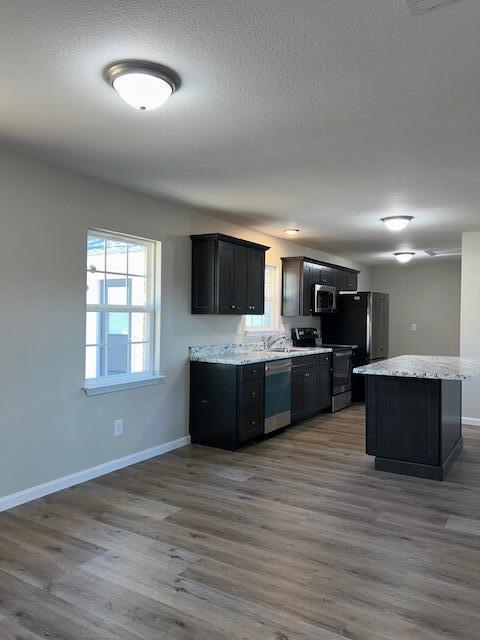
[1,404,480,639]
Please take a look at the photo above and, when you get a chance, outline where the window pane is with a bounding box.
[106,312,129,375]
[106,274,128,305]
[106,342,128,375]
[130,276,147,306]
[85,345,105,379]
[131,343,148,373]
[86,311,104,345]
[87,271,105,305]
[106,238,127,273]
[87,236,106,272]
[108,312,129,336]
[131,312,148,342]
[128,243,147,276]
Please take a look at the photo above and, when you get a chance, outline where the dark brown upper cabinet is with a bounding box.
[281,256,359,316]
[191,234,269,315]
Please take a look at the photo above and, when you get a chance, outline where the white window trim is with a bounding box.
[243,264,282,334]
[83,228,163,394]
[83,373,166,396]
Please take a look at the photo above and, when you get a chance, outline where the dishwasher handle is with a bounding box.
[265,360,292,376]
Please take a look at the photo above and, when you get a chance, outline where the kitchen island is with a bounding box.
[354,355,480,480]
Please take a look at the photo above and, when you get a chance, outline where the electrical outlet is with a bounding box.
[113,418,124,436]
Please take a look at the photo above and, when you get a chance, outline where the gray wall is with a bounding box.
[0,148,372,500]
[460,231,480,423]
[372,260,461,358]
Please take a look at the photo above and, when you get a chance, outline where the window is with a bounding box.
[85,229,160,391]
[245,265,278,332]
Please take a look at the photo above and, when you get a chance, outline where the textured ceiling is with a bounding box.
[0,0,479,264]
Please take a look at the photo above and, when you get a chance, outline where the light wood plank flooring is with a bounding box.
[1,404,480,639]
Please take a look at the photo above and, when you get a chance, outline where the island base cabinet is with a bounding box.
[365,375,463,480]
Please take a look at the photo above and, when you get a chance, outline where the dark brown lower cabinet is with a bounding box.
[190,354,333,450]
[190,361,264,450]
[365,375,463,480]
[291,355,320,424]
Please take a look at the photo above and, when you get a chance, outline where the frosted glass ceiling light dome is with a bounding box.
[284,228,300,236]
[105,61,180,111]
[394,252,415,264]
[381,215,414,231]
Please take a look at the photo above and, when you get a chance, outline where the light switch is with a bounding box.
[411,323,418,332]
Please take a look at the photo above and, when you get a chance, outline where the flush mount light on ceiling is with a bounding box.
[394,251,415,264]
[105,60,180,111]
[284,228,300,236]
[381,215,414,231]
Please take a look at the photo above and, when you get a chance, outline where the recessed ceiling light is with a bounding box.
[394,251,415,264]
[381,215,414,231]
[105,60,180,111]
[284,228,300,236]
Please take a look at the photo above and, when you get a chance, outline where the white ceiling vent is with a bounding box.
[424,248,461,257]
[406,0,462,16]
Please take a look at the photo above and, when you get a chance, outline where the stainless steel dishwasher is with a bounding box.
[264,359,292,434]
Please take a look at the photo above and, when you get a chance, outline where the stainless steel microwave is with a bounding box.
[314,284,337,313]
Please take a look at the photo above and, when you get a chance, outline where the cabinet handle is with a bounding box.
[200,400,208,404]
[304,373,310,377]
[231,304,236,309]
[250,391,256,397]
[251,369,257,374]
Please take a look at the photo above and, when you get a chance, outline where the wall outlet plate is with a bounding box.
[114,418,124,436]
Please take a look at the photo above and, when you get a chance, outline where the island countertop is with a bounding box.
[354,355,480,381]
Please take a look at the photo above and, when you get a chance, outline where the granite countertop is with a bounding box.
[354,355,480,381]
[189,342,332,365]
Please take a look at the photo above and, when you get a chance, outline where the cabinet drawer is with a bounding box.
[238,405,264,442]
[238,362,265,382]
[319,353,332,365]
[239,379,264,410]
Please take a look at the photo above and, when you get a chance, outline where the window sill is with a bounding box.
[83,374,166,396]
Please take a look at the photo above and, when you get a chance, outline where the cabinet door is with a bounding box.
[233,244,249,314]
[303,365,320,418]
[338,270,357,291]
[217,241,248,314]
[319,266,336,287]
[217,241,236,313]
[291,368,304,424]
[318,363,331,410]
[191,239,216,314]
[246,248,265,314]
[302,263,314,315]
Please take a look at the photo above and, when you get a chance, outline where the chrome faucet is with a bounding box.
[266,334,289,350]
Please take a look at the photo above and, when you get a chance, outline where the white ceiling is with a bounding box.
[1,0,479,265]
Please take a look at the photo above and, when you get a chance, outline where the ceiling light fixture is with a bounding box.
[394,252,415,264]
[381,215,414,231]
[284,228,300,236]
[105,60,180,111]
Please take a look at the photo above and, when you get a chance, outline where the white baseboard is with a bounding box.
[0,435,190,513]
[462,416,480,427]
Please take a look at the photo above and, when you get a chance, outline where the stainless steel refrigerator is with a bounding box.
[321,292,389,401]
